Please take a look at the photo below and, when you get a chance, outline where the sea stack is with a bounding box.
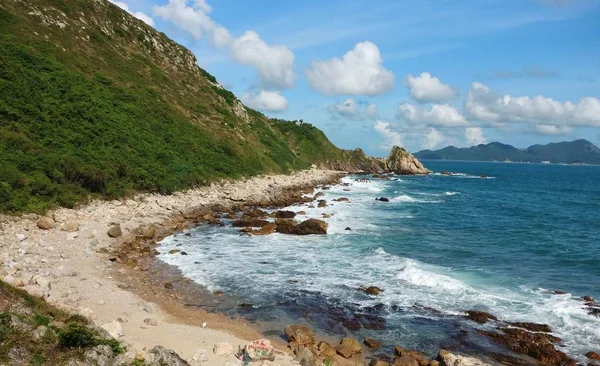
[385,146,431,175]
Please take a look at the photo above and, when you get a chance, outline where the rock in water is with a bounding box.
[145,346,189,366]
[385,146,430,175]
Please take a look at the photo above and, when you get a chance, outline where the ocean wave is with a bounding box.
[392,194,440,203]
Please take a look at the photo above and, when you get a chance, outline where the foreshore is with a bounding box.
[0,169,344,365]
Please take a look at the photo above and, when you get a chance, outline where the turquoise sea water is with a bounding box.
[158,162,600,361]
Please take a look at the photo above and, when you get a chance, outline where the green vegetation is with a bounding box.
[0,280,123,365]
[0,0,354,214]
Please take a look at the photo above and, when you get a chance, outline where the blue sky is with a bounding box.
[111,0,599,155]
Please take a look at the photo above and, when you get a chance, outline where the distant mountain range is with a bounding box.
[414,139,600,164]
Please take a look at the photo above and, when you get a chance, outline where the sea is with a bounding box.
[157,161,600,362]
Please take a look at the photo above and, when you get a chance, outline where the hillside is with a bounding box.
[415,139,600,164]
[0,0,355,213]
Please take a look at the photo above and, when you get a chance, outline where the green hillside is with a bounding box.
[0,0,349,213]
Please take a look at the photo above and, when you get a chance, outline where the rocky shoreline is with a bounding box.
[1,168,598,366]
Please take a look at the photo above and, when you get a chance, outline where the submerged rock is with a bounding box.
[276,219,328,235]
[364,286,383,296]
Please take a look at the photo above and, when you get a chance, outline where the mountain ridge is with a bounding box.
[0,0,427,213]
[415,139,600,164]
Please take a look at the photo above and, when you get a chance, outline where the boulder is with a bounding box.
[83,345,115,366]
[587,352,600,360]
[465,310,497,324]
[339,338,361,355]
[333,197,350,202]
[61,221,80,232]
[297,211,307,215]
[246,339,274,361]
[335,345,354,359]
[437,350,491,366]
[36,217,56,230]
[376,197,390,202]
[275,210,297,219]
[277,219,328,235]
[394,356,418,366]
[370,360,390,366]
[284,324,314,345]
[100,321,123,340]
[142,225,157,238]
[294,346,316,364]
[107,224,123,238]
[317,200,328,208]
[145,346,189,366]
[213,342,234,356]
[385,146,430,175]
[363,338,382,349]
[364,286,383,296]
[251,223,277,236]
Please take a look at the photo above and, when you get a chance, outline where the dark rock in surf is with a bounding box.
[364,286,383,296]
[275,210,297,219]
[507,322,551,333]
[375,197,390,202]
[465,310,498,324]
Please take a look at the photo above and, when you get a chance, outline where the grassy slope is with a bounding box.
[0,0,349,213]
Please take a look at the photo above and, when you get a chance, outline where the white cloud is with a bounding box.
[109,0,155,26]
[422,127,447,149]
[375,120,403,149]
[241,90,288,112]
[230,31,295,89]
[465,127,487,146]
[534,124,574,135]
[327,99,362,120]
[153,0,231,47]
[466,82,600,127]
[398,103,468,127]
[405,72,457,103]
[365,103,379,119]
[305,41,395,96]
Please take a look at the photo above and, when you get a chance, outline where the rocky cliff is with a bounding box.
[330,146,430,175]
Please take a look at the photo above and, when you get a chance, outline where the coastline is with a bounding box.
[0,168,344,364]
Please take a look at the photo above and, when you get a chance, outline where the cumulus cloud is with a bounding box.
[405,72,457,103]
[465,127,487,146]
[422,127,447,149]
[154,1,295,88]
[327,100,379,120]
[533,124,574,135]
[375,120,403,149]
[466,82,600,126]
[305,42,395,96]
[365,103,379,119]
[153,0,231,47]
[241,90,288,112]
[230,31,295,89]
[109,0,155,26]
[327,99,362,120]
[398,103,468,127]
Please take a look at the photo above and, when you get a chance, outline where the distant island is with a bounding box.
[414,139,600,164]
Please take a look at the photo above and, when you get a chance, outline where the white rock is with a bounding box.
[101,320,123,340]
[213,342,234,357]
[77,306,96,320]
[143,318,157,326]
[15,234,27,242]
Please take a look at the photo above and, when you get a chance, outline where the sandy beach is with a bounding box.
[0,169,344,365]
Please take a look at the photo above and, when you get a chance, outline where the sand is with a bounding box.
[0,169,343,365]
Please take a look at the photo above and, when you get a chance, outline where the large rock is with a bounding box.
[107,224,123,238]
[61,221,80,232]
[276,219,328,235]
[83,345,115,366]
[284,324,314,345]
[336,338,361,358]
[275,210,297,219]
[385,146,430,175]
[465,310,497,324]
[393,356,418,366]
[37,217,56,230]
[145,346,189,365]
[437,350,491,366]
[100,321,123,340]
[251,223,277,236]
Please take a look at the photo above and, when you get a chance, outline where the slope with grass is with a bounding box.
[0,0,353,213]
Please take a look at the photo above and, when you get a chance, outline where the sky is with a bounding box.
[109,0,600,155]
